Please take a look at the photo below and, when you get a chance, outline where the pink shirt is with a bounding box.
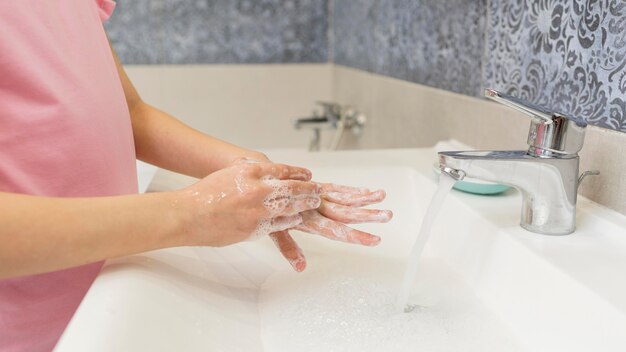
[0,1,137,350]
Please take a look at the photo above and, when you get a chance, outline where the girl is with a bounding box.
[0,1,391,351]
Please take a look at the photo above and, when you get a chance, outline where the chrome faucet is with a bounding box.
[438,89,599,235]
[293,102,366,151]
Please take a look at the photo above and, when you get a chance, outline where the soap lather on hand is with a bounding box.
[270,182,393,272]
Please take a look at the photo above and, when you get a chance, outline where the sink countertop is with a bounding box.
[56,147,626,352]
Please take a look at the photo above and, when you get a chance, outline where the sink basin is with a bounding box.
[55,148,626,351]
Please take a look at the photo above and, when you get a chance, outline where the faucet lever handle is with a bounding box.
[485,89,555,123]
[484,88,587,157]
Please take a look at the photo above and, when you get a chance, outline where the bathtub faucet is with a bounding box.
[293,102,366,151]
[438,89,599,235]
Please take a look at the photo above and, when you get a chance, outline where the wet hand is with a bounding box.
[270,183,393,272]
[174,162,321,247]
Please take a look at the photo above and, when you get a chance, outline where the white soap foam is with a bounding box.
[249,215,303,241]
[261,177,291,216]
[249,176,308,240]
[258,257,524,352]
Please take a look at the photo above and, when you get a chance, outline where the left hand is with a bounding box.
[270,183,393,272]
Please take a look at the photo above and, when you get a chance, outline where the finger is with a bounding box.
[319,201,393,224]
[320,183,371,195]
[323,189,386,207]
[282,180,322,197]
[295,210,381,246]
[269,214,303,233]
[270,231,307,272]
[287,170,312,181]
[256,163,312,181]
[295,221,381,246]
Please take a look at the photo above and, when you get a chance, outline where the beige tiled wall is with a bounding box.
[125,64,334,150]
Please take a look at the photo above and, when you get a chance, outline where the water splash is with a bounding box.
[258,258,523,352]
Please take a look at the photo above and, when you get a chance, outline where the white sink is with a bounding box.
[56,148,626,352]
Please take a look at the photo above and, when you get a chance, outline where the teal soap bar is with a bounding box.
[451,180,510,195]
[433,164,510,195]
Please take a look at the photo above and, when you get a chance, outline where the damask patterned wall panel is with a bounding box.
[333,0,486,96]
[484,0,626,132]
[105,0,328,64]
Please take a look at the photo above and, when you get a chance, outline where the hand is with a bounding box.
[270,183,393,272]
[229,157,392,272]
[174,161,321,247]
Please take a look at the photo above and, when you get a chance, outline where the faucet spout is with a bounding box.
[437,88,597,235]
[438,150,579,235]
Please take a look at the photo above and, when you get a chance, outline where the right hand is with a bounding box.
[173,162,321,247]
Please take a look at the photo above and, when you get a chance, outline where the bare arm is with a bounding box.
[110,45,268,178]
[0,191,180,279]
[0,162,318,280]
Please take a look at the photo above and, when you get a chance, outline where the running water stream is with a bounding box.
[395,173,457,312]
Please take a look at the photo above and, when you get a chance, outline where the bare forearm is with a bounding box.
[0,191,184,279]
[130,102,267,178]
[109,42,265,178]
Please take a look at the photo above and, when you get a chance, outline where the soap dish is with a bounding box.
[432,164,511,195]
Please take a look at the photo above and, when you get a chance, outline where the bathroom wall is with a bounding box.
[124,64,333,149]
[484,0,626,133]
[106,1,625,213]
[110,0,626,134]
[105,0,328,64]
[333,0,626,133]
[106,0,332,149]
[332,0,486,97]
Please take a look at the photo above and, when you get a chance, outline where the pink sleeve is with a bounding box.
[94,0,116,22]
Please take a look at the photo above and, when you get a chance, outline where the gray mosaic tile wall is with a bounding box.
[105,0,328,64]
[105,0,626,132]
[332,0,486,97]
